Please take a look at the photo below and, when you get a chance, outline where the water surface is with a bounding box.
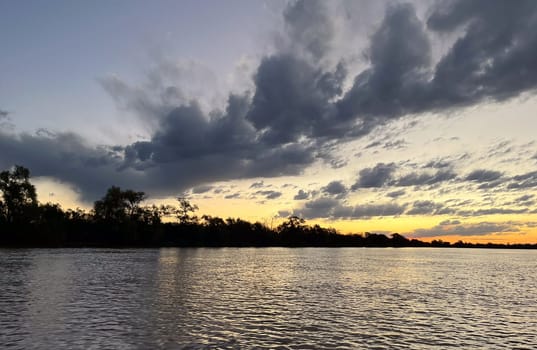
[1,248,536,349]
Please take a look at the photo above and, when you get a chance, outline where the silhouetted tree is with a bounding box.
[0,165,37,223]
[278,215,306,233]
[176,197,198,224]
[93,186,146,222]
[123,189,146,220]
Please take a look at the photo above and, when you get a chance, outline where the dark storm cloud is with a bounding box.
[0,109,8,119]
[427,0,537,104]
[0,131,129,200]
[246,54,345,145]
[351,163,396,189]
[337,3,431,122]
[4,0,537,200]
[338,0,537,123]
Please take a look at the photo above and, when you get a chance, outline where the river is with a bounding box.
[1,248,536,349]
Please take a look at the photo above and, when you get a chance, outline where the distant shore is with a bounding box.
[2,166,536,249]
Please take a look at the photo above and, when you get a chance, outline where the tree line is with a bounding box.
[1,165,536,248]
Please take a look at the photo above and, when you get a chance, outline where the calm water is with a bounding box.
[1,248,536,349]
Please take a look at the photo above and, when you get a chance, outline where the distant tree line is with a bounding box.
[1,165,536,248]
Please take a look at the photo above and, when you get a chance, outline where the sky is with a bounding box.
[2,0,537,243]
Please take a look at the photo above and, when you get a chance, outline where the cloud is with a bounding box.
[406,200,451,215]
[293,189,310,200]
[191,185,213,194]
[351,162,396,189]
[4,0,537,202]
[439,219,461,226]
[508,171,537,189]
[352,203,406,219]
[249,181,265,189]
[465,169,503,182]
[254,190,282,200]
[294,197,340,219]
[427,0,537,105]
[0,109,8,119]
[294,197,406,220]
[337,3,431,122]
[0,130,129,201]
[411,221,519,238]
[386,189,405,198]
[423,160,452,169]
[458,207,529,217]
[283,0,335,60]
[392,170,457,187]
[477,180,504,189]
[322,180,347,197]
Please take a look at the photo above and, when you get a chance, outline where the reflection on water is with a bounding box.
[1,248,536,349]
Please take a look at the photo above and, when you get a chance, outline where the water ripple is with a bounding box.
[1,248,536,349]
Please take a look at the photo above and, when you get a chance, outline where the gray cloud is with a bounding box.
[352,203,406,219]
[0,130,129,201]
[465,169,503,182]
[392,170,457,187]
[224,192,241,199]
[249,181,265,189]
[351,162,396,189]
[293,189,310,200]
[192,185,213,194]
[423,159,452,169]
[386,189,405,198]
[406,200,451,215]
[322,180,347,197]
[427,0,537,105]
[4,0,537,201]
[439,219,461,226]
[458,207,529,217]
[477,180,504,190]
[255,190,282,200]
[508,171,537,189]
[294,197,406,220]
[294,197,340,219]
[283,0,334,60]
[411,221,518,238]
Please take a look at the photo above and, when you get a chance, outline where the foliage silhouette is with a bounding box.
[0,165,38,224]
[1,165,536,249]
